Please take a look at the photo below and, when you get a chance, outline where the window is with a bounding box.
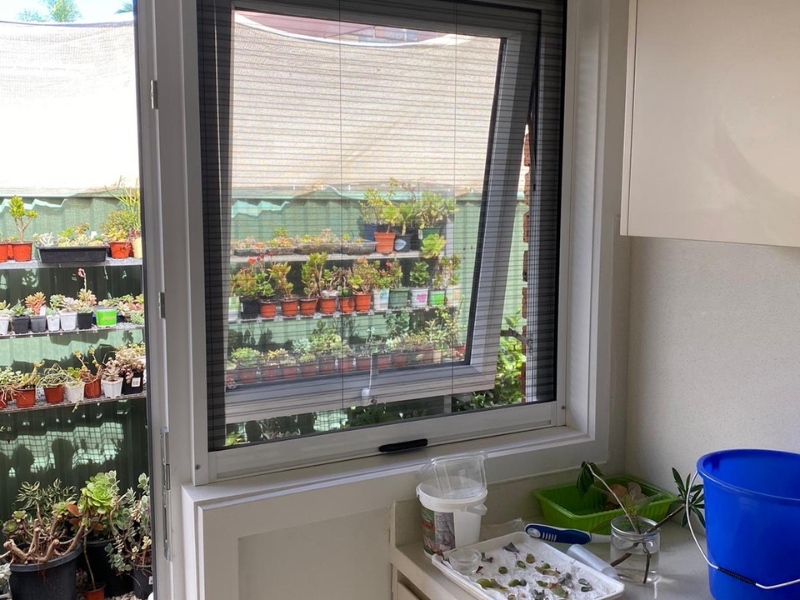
[197,0,564,466]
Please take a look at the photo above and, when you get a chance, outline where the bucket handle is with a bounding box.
[687,472,800,591]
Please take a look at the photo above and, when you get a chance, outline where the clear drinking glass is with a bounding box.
[610,516,660,584]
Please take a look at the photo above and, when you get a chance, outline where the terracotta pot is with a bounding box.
[109,241,132,259]
[299,362,317,377]
[356,356,372,372]
[317,357,337,375]
[377,354,391,370]
[340,357,355,374]
[0,242,8,262]
[318,297,336,315]
[259,300,277,319]
[280,297,299,317]
[261,364,280,382]
[354,292,371,312]
[10,242,33,262]
[0,393,6,410]
[281,365,297,380]
[340,296,355,314]
[14,388,36,408]
[374,231,396,254]
[392,352,408,368]
[84,379,101,399]
[44,386,64,405]
[238,366,258,384]
[299,297,318,316]
[84,586,105,600]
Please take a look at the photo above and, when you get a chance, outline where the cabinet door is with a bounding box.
[397,582,424,600]
[621,0,800,247]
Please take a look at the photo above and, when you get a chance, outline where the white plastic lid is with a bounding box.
[418,452,487,500]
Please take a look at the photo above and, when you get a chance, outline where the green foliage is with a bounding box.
[672,468,706,528]
[300,253,327,297]
[8,196,37,242]
[309,321,344,355]
[420,233,446,260]
[18,0,81,23]
[106,474,151,572]
[231,347,262,367]
[409,262,429,287]
[268,262,294,299]
[117,2,134,13]
[360,181,397,227]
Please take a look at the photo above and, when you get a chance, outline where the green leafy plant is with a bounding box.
[420,233,446,260]
[231,347,262,368]
[382,260,404,289]
[381,201,417,235]
[301,253,327,298]
[438,254,461,286]
[76,268,97,313]
[360,182,397,228]
[11,301,31,317]
[104,177,141,238]
[350,257,380,293]
[414,191,456,230]
[8,196,38,242]
[106,474,151,573]
[409,262,430,288]
[39,363,70,388]
[268,262,294,300]
[309,321,344,356]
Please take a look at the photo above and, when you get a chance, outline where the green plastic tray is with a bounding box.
[532,475,677,535]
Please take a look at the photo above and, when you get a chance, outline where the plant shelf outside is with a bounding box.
[0,257,142,270]
[229,250,421,264]
[532,475,677,535]
[0,391,146,413]
[36,244,109,264]
[0,323,144,341]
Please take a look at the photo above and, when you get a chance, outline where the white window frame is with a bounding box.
[140,0,626,597]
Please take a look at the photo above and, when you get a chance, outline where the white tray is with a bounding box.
[431,532,625,600]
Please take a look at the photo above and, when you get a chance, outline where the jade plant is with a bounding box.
[360,181,397,229]
[409,262,430,288]
[8,196,38,243]
[300,252,327,298]
[268,262,294,300]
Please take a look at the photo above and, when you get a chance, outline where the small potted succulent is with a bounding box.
[1,480,86,600]
[96,298,120,328]
[414,190,456,241]
[76,269,97,330]
[74,349,103,399]
[115,343,146,395]
[337,267,356,314]
[261,351,281,382]
[64,368,85,404]
[408,262,430,308]
[266,226,295,255]
[46,294,63,332]
[255,263,277,319]
[319,266,344,315]
[310,322,344,375]
[39,363,70,405]
[35,223,108,263]
[0,301,11,335]
[3,363,41,409]
[439,254,462,307]
[300,252,327,316]
[293,339,316,377]
[230,260,262,320]
[384,260,407,309]
[266,349,296,380]
[104,227,133,259]
[7,195,38,261]
[24,292,47,333]
[106,474,152,599]
[101,355,124,399]
[105,178,142,258]
[359,182,396,242]
[382,198,418,252]
[11,301,31,335]
[268,262,297,318]
[231,347,262,385]
[350,257,379,312]
[59,296,79,331]
[0,367,15,409]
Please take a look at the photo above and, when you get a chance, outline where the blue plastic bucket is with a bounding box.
[698,449,800,600]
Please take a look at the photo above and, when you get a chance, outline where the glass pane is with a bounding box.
[222,11,500,425]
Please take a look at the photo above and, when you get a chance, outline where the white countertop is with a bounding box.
[391,522,714,600]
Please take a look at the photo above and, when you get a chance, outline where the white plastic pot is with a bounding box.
[0,316,9,336]
[417,485,487,554]
[65,383,84,404]
[410,287,429,308]
[102,378,123,399]
[372,289,389,311]
[46,314,61,332]
[60,311,77,331]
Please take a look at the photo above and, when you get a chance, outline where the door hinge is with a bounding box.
[160,427,171,561]
[159,291,166,319]
[150,79,158,110]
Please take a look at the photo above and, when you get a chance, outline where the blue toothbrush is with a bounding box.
[525,523,611,544]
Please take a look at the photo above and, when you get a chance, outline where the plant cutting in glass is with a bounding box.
[8,196,37,243]
[577,462,705,584]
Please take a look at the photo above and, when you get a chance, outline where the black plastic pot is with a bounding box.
[393,233,414,252]
[240,298,260,320]
[12,315,30,334]
[132,564,153,599]
[29,315,47,333]
[9,547,81,600]
[122,372,145,396]
[83,538,133,596]
[76,312,94,330]
[37,245,110,264]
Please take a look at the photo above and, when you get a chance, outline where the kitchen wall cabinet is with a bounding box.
[620,0,800,247]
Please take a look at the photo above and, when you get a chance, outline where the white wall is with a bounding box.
[625,237,800,489]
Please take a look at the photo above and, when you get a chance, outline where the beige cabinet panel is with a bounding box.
[621,0,800,247]
[397,582,424,600]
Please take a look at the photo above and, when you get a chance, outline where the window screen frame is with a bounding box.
[196,0,565,466]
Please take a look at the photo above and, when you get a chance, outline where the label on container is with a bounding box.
[422,506,455,555]
[131,377,142,387]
